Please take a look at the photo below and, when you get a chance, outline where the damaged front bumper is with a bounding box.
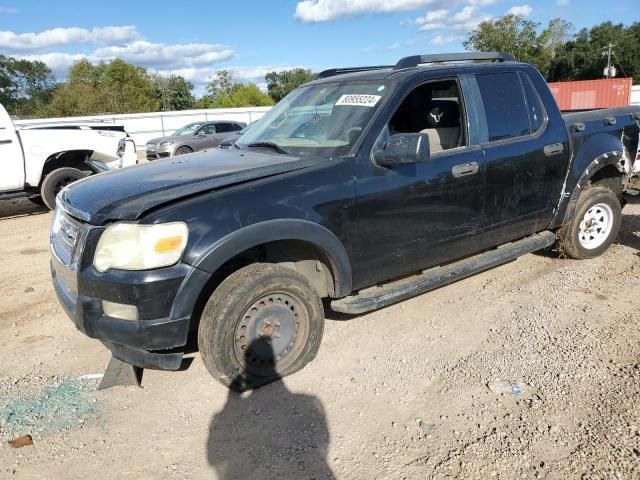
[49,207,199,370]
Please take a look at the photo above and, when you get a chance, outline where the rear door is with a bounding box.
[0,104,25,191]
[212,123,237,147]
[473,70,569,243]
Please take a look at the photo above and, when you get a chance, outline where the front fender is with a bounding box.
[189,219,353,298]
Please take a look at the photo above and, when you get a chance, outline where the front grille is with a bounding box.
[50,208,87,266]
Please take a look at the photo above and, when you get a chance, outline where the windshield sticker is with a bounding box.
[335,94,382,107]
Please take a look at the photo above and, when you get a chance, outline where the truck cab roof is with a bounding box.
[307,51,526,86]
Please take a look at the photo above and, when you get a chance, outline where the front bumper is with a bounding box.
[51,255,193,370]
[50,213,201,370]
[145,145,173,161]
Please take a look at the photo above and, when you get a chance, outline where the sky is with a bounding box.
[0,0,635,93]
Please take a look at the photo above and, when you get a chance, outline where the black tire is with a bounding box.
[174,146,193,156]
[40,167,87,210]
[558,186,622,259]
[198,263,324,391]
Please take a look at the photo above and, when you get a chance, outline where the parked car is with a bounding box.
[146,121,246,160]
[218,121,258,149]
[51,52,640,391]
[0,104,137,209]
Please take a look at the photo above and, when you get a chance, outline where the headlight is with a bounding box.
[159,140,174,148]
[93,222,188,272]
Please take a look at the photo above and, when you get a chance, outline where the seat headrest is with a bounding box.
[425,100,460,129]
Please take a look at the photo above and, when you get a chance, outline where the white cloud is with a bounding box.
[295,0,448,22]
[0,6,17,13]
[507,4,533,16]
[430,34,462,45]
[415,8,448,30]
[20,40,236,84]
[0,25,139,51]
[466,0,495,5]
[450,5,492,32]
[556,0,569,5]
[91,41,234,69]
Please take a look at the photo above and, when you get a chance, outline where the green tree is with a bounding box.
[196,70,274,108]
[0,55,55,116]
[548,22,640,82]
[151,74,195,111]
[39,58,165,117]
[464,15,573,77]
[265,68,314,102]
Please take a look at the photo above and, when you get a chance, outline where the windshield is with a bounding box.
[173,123,202,136]
[237,81,390,157]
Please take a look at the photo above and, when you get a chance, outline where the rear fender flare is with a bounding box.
[556,150,624,226]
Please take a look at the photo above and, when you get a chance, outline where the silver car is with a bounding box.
[145,121,245,161]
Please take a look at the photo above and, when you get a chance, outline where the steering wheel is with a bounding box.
[344,127,363,143]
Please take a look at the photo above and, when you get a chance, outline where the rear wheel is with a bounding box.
[198,263,324,391]
[174,146,193,156]
[558,186,621,259]
[41,167,87,210]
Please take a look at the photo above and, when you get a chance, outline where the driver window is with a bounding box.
[389,79,466,155]
[199,124,217,135]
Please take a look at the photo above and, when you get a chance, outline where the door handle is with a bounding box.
[544,143,564,156]
[452,161,479,178]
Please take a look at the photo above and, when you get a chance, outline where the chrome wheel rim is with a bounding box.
[578,202,613,250]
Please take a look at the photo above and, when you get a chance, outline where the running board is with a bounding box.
[331,231,556,315]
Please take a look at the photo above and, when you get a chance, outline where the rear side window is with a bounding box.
[476,72,530,142]
[521,73,545,132]
[232,123,243,131]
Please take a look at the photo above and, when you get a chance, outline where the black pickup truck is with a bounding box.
[50,52,640,390]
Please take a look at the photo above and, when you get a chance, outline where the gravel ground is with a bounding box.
[0,197,639,479]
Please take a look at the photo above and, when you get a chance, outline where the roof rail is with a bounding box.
[316,65,393,79]
[394,52,515,70]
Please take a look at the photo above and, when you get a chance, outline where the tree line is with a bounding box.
[0,55,315,118]
[1,17,637,118]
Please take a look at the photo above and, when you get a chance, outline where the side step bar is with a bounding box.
[331,231,556,315]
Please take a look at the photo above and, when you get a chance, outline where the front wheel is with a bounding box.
[174,146,193,156]
[40,167,87,210]
[198,263,325,391]
[558,186,622,259]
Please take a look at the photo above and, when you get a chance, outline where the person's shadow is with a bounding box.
[207,338,334,480]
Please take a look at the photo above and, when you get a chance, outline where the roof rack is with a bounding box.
[316,65,393,79]
[394,52,514,70]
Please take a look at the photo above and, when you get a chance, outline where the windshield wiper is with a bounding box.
[247,141,289,154]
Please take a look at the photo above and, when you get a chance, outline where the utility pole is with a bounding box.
[602,43,616,78]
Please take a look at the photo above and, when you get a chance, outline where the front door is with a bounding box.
[0,105,25,191]
[353,77,487,288]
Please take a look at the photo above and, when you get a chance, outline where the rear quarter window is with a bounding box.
[520,73,546,133]
[476,72,530,142]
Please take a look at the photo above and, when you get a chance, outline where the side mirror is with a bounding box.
[197,131,207,137]
[374,133,430,167]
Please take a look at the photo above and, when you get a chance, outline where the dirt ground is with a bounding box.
[0,197,639,480]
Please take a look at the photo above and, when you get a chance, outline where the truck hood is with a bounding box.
[59,148,320,225]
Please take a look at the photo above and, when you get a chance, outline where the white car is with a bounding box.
[0,103,138,209]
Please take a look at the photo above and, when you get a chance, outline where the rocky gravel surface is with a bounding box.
[0,197,639,479]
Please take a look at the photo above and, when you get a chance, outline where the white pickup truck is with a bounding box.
[0,103,137,209]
